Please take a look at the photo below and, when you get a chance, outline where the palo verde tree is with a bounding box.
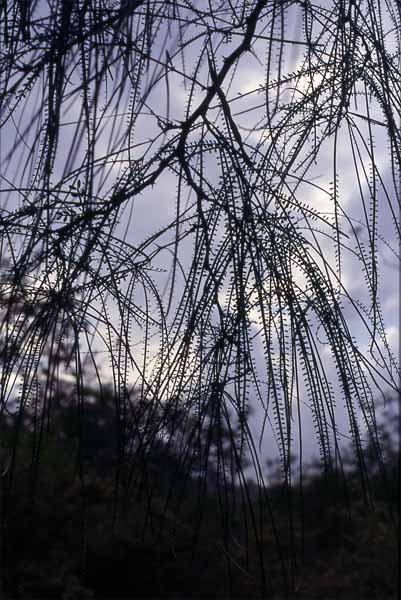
[0,0,400,597]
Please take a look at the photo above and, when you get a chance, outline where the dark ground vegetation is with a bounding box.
[1,382,398,599]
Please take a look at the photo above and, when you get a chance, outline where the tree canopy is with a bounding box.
[0,0,399,597]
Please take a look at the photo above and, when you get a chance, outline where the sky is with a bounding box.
[0,0,399,482]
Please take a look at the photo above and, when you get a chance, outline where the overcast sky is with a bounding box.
[1,0,399,480]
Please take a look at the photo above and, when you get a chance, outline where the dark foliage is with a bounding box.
[0,0,400,597]
[1,385,398,598]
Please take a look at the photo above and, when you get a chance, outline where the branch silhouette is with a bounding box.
[0,1,399,597]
